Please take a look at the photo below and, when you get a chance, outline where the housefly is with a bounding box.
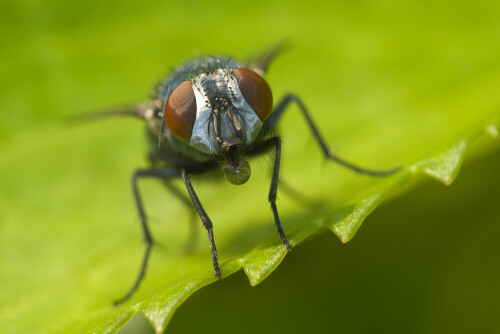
[88,46,400,304]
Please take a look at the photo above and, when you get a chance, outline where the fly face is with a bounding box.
[164,68,273,155]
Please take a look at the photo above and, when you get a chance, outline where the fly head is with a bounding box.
[164,68,273,156]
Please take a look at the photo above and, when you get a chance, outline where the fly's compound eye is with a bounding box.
[164,80,197,141]
[233,68,273,121]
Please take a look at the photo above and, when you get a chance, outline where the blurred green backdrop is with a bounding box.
[1,0,499,333]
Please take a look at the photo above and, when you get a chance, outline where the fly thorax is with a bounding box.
[189,69,263,155]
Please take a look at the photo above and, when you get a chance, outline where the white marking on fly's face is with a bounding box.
[190,73,216,154]
[189,69,263,155]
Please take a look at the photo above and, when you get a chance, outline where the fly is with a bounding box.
[86,46,400,305]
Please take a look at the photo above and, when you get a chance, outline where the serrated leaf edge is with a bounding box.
[109,122,498,334]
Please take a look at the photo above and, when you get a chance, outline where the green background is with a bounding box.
[1,0,499,333]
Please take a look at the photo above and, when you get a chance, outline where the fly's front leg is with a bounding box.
[113,168,180,306]
[265,94,400,176]
[249,137,292,249]
[182,169,221,278]
[268,137,292,249]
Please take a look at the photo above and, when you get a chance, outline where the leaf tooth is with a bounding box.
[242,221,323,285]
[244,245,288,286]
[325,171,410,243]
[418,139,468,186]
[139,274,218,333]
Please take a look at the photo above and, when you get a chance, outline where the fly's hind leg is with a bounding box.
[264,94,401,176]
[113,168,181,305]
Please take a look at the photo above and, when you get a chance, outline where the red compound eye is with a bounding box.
[164,80,197,141]
[233,68,273,121]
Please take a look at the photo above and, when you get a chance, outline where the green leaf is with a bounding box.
[1,1,500,333]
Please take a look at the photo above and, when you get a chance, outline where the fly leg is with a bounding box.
[182,169,221,278]
[249,137,292,249]
[268,137,292,249]
[264,94,400,176]
[113,168,181,305]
